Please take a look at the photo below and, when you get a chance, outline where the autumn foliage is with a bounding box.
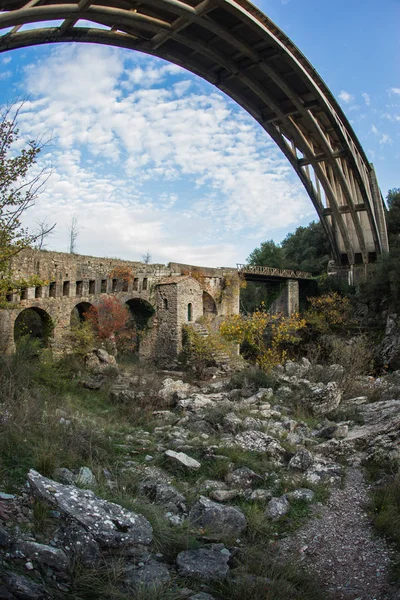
[84,296,134,347]
[220,307,306,371]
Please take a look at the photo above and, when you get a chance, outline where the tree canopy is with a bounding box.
[247,221,330,276]
[0,104,52,298]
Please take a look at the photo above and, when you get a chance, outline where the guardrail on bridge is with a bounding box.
[236,264,313,280]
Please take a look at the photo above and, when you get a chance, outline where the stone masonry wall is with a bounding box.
[0,250,240,361]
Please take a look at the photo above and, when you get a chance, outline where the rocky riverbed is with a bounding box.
[1,358,400,599]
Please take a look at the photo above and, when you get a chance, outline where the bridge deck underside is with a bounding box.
[0,0,389,265]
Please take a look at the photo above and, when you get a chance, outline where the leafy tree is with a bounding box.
[84,297,131,341]
[281,221,330,275]
[386,188,400,240]
[247,239,284,268]
[358,188,400,312]
[0,103,52,297]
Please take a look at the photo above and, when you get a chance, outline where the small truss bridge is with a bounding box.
[237,263,312,281]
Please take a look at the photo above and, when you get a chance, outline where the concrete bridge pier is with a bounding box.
[269,279,299,316]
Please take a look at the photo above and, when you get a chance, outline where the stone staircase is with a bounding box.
[188,322,244,372]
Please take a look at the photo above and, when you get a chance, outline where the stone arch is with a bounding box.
[203,291,217,317]
[0,0,388,266]
[14,307,53,346]
[125,298,155,330]
[70,301,95,327]
[187,302,193,322]
[125,298,156,353]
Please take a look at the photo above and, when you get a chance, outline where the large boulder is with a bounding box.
[306,381,342,415]
[27,470,152,549]
[234,431,285,461]
[13,541,69,573]
[85,348,118,373]
[158,378,194,406]
[189,496,246,538]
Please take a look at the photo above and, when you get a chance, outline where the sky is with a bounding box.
[0,0,399,267]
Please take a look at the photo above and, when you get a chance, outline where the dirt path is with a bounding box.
[278,467,399,600]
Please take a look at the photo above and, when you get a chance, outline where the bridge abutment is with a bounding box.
[269,279,299,316]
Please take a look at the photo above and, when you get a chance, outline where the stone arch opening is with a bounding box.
[203,292,217,317]
[14,307,53,346]
[125,298,155,352]
[125,298,155,330]
[187,303,193,322]
[70,301,95,327]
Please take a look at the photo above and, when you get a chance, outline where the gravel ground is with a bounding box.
[278,467,399,600]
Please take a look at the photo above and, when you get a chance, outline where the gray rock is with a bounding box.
[0,525,11,549]
[307,381,343,415]
[249,489,273,502]
[54,467,76,485]
[189,594,216,600]
[225,467,260,489]
[305,461,342,485]
[165,450,201,470]
[380,313,400,370]
[76,466,97,488]
[234,431,285,460]
[109,385,136,404]
[13,541,69,572]
[2,572,47,600]
[223,412,243,433]
[138,480,186,512]
[288,448,314,471]
[265,496,290,521]
[158,378,193,405]
[27,470,152,549]
[0,492,15,500]
[241,388,273,405]
[177,547,229,580]
[85,349,117,373]
[62,522,101,567]
[286,488,315,503]
[209,490,240,502]
[124,559,171,589]
[189,496,246,537]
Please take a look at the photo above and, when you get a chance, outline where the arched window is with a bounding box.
[187,303,193,322]
[163,298,168,310]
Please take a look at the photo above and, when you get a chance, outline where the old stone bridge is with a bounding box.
[0,249,306,362]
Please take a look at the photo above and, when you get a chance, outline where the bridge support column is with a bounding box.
[269,279,299,316]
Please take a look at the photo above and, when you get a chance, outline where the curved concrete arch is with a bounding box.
[0,0,388,266]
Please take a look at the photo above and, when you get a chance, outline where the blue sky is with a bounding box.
[0,0,399,266]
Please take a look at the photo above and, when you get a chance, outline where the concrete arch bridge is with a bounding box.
[0,0,389,275]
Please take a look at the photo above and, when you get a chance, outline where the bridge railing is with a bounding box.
[237,264,313,280]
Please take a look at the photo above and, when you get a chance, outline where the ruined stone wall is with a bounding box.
[1,250,240,360]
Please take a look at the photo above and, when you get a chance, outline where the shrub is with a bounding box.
[220,309,306,372]
[304,292,351,335]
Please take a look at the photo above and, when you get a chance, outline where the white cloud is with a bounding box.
[388,87,400,96]
[379,133,392,145]
[13,44,312,265]
[338,90,354,104]
[362,92,371,106]
[1,56,11,65]
[371,125,379,134]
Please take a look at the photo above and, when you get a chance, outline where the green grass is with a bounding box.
[210,546,329,600]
